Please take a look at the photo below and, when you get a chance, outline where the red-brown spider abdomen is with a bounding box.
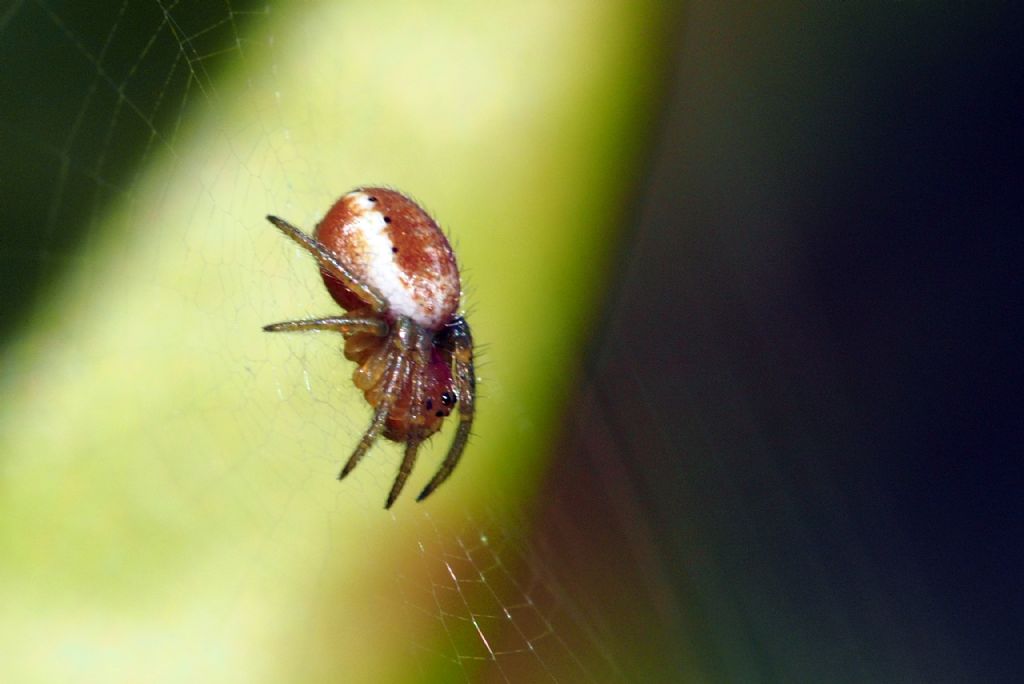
[314,187,461,329]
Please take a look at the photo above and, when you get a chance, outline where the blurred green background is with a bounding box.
[2,1,1021,682]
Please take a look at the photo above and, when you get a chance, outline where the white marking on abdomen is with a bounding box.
[348,192,437,327]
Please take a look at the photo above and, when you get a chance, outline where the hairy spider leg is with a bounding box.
[339,318,415,480]
[385,331,431,508]
[417,318,475,502]
[262,316,389,336]
[387,438,423,509]
[266,215,387,312]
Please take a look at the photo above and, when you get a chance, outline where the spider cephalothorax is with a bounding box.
[264,187,475,508]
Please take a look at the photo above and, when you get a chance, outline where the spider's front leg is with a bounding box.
[417,316,476,502]
[339,317,415,484]
[385,329,432,509]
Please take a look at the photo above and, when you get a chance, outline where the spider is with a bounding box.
[263,187,475,508]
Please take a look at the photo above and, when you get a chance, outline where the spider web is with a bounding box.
[0,2,679,682]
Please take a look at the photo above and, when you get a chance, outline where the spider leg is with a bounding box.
[263,316,388,337]
[417,318,475,503]
[339,354,409,480]
[339,319,415,481]
[267,215,387,312]
[385,345,430,508]
[387,437,422,509]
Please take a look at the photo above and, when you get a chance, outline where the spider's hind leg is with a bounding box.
[266,215,386,312]
[263,316,388,336]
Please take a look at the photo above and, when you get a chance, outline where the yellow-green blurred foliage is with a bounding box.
[0,1,669,682]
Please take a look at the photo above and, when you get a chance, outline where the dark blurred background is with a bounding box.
[543,2,1023,681]
[0,0,264,337]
